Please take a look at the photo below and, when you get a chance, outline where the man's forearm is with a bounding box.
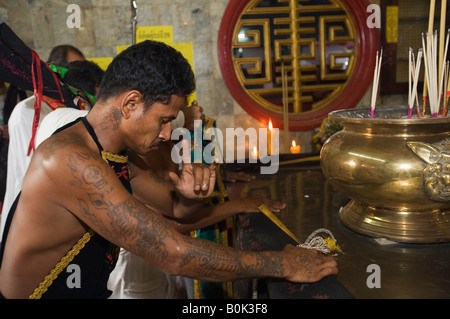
[169,232,286,281]
[167,201,243,233]
[105,195,286,281]
[172,191,208,218]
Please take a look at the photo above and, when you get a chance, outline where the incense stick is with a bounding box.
[423,0,437,116]
[445,61,450,116]
[438,30,450,115]
[423,32,441,117]
[370,49,382,118]
[432,31,440,116]
[411,50,422,117]
[409,49,422,118]
[439,0,447,89]
[409,48,412,117]
[281,61,289,153]
[444,61,449,114]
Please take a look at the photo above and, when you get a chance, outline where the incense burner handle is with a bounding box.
[407,138,450,202]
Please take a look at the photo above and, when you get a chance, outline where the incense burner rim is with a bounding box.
[329,106,450,125]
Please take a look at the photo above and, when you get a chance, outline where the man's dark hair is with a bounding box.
[96,40,196,108]
[47,45,85,68]
[64,60,104,96]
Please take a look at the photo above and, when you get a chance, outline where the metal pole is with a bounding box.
[131,0,138,45]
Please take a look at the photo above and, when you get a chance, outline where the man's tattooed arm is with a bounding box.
[60,144,334,283]
[61,150,284,281]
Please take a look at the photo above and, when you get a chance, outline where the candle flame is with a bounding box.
[292,140,296,147]
[268,120,273,130]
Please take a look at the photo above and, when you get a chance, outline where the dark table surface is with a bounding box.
[234,211,354,299]
[226,156,450,299]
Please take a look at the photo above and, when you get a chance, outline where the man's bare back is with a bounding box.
[0,121,110,298]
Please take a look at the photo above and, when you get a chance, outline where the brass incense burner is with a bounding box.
[320,107,450,243]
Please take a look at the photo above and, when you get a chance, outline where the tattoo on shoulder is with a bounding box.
[65,152,113,192]
[41,131,79,153]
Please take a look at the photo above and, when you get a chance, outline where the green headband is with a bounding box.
[48,63,97,106]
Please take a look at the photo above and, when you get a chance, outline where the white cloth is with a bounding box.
[0,96,52,240]
[108,249,178,299]
[35,108,89,146]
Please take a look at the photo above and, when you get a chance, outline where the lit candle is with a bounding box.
[268,119,272,155]
[251,146,259,159]
[290,140,300,154]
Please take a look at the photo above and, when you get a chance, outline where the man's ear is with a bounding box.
[120,90,142,119]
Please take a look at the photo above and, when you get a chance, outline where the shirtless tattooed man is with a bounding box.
[0,40,337,299]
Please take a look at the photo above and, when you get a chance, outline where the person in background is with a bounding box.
[0,58,102,241]
[47,45,85,68]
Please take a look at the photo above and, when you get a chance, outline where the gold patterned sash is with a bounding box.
[29,229,95,299]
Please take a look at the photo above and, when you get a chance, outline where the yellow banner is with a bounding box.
[136,25,174,44]
[386,6,398,44]
[88,57,113,71]
[116,45,129,55]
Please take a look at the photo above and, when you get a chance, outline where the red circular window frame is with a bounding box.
[218,0,380,131]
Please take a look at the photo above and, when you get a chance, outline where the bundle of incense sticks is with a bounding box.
[370,49,383,118]
[438,30,450,117]
[408,48,423,118]
[444,62,450,116]
[422,30,450,117]
[421,0,450,117]
[281,61,289,152]
[439,0,449,117]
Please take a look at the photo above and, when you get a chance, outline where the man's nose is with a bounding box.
[159,122,172,141]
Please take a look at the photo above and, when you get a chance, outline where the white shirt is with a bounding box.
[35,108,89,146]
[0,96,53,240]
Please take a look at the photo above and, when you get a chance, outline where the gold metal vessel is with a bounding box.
[320,107,450,243]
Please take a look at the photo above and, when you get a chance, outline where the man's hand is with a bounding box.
[168,139,218,200]
[168,162,218,200]
[282,244,338,283]
[182,105,205,131]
